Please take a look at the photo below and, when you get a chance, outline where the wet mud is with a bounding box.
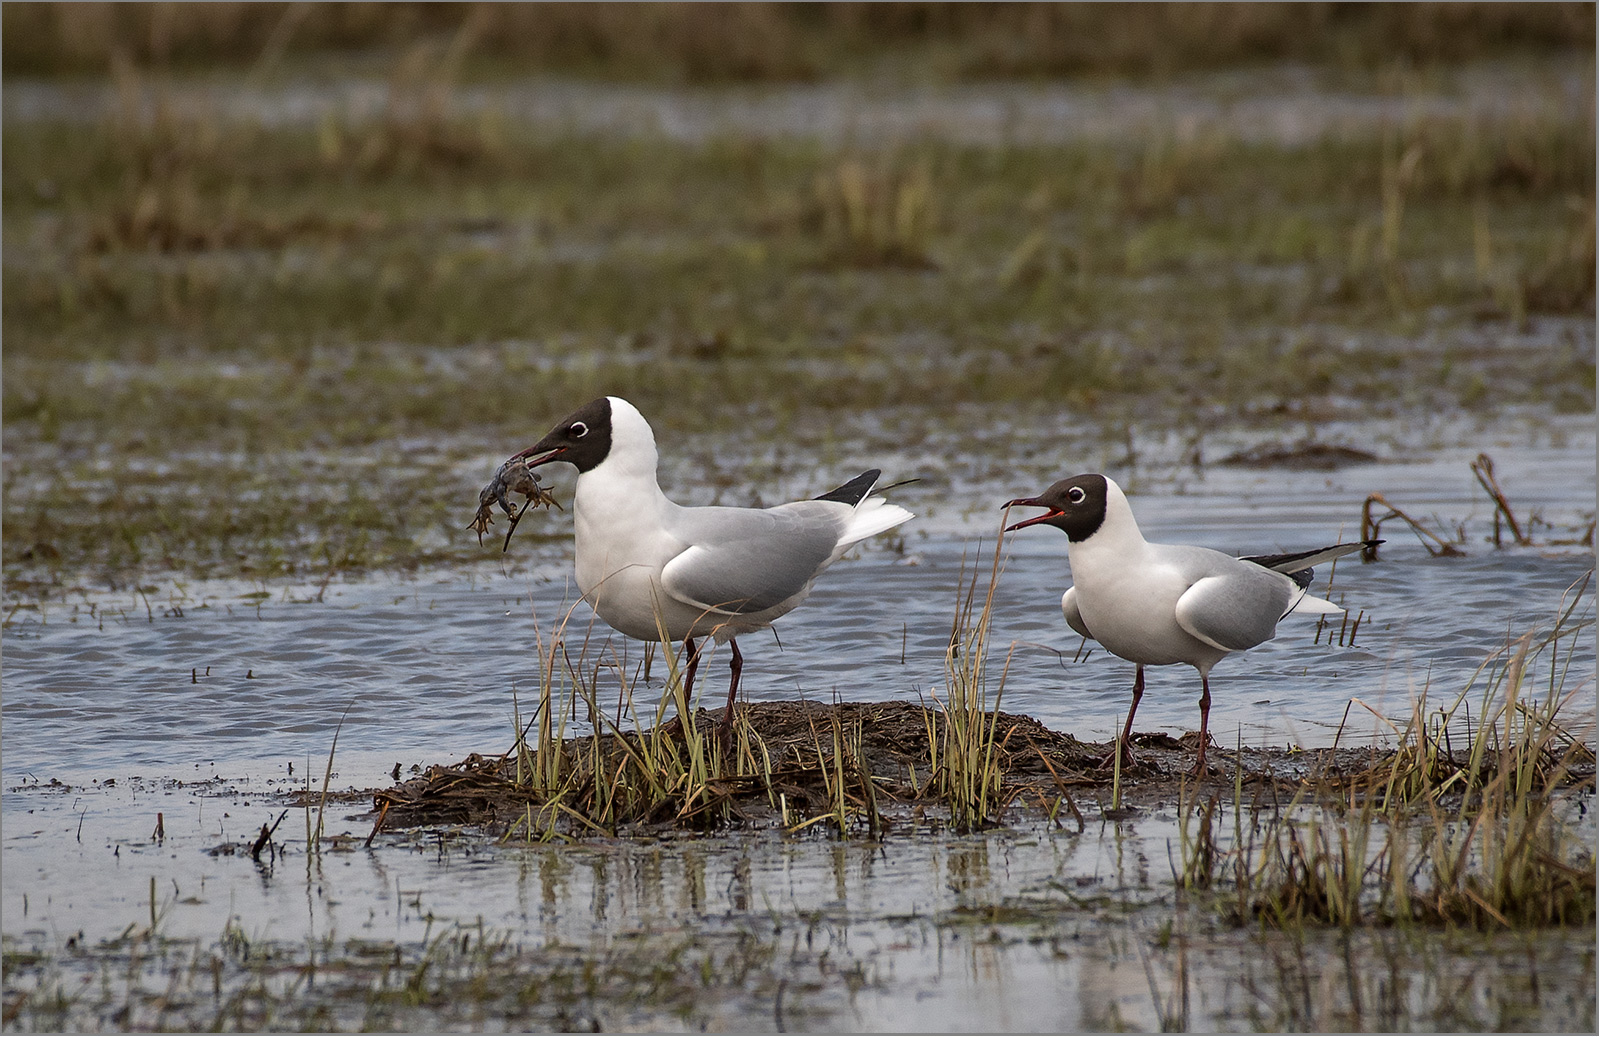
[361,699,1597,835]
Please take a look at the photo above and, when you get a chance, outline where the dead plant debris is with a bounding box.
[361,699,1595,835]
[1219,440,1380,470]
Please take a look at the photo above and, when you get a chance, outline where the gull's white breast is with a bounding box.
[1067,540,1296,669]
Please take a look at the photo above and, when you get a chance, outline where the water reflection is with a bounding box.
[2,776,1593,1029]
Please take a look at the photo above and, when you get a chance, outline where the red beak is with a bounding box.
[513,445,566,467]
[1002,497,1061,532]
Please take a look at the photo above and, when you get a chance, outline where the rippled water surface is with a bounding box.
[4,417,1595,1030]
[5,422,1594,784]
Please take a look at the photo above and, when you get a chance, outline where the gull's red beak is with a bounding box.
[1002,497,1061,533]
[513,444,566,467]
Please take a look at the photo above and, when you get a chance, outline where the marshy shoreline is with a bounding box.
[4,545,1595,1030]
[358,697,1594,838]
[5,4,1596,1031]
[6,682,1595,1032]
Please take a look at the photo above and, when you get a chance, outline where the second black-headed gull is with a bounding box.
[514,396,914,731]
[1004,473,1377,774]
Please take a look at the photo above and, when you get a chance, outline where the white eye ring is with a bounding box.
[1067,487,1086,504]
[570,422,588,438]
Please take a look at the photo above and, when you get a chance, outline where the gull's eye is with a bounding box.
[1067,487,1086,504]
[569,421,589,439]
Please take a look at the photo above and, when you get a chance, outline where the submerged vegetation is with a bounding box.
[5,867,1593,1032]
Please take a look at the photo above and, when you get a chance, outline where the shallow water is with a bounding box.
[4,415,1593,786]
[5,42,1597,1026]
[5,56,1589,147]
[4,780,1594,1030]
[3,414,1595,1030]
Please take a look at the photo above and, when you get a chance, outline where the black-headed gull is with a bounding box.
[1004,473,1377,774]
[515,396,913,731]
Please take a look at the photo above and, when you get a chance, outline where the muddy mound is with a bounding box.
[356,698,1590,836]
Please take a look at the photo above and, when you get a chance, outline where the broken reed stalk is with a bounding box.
[255,809,289,859]
[1363,451,1559,557]
[1111,728,1124,811]
[312,700,353,853]
[1361,492,1465,558]
[1470,452,1531,547]
[1028,736,1085,832]
[828,712,849,837]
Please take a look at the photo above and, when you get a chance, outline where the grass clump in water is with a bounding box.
[502,607,775,837]
[373,600,907,840]
[369,578,1099,840]
[924,534,1014,832]
[1176,577,1597,930]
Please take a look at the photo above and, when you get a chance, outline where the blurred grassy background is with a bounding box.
[3,2,1594,592]
[4,2,1593,81]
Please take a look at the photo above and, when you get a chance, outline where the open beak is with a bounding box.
[513,444,566,467]
[1002,496,1060,532]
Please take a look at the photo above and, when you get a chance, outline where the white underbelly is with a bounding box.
[1074,573,1225,669]
[575,542,795,644]
[1083,607,1210,666]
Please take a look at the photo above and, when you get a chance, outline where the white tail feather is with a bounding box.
[1288,590,1343,615]
[829,496,913,564]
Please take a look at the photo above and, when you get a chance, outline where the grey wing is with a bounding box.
[660,503,845,615]
[1174,569,1295,652]
[1061,587,1094,640]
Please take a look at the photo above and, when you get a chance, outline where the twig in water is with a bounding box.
[1470,452,1531,546]
[1361,492,1466,558]
[251,809,288,861]
[313,701,355,852]
[364,799,391,849]
[314,553,338,603]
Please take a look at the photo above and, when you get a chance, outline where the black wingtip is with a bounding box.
[1244,539,1386,584]
[814,469,881,505]
[1283,568,1316,590]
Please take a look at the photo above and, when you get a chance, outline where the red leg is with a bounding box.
[1193,673,1212,775]
[1102,665,1145,770]
[719,638,744,734]
[681,636,700,700]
